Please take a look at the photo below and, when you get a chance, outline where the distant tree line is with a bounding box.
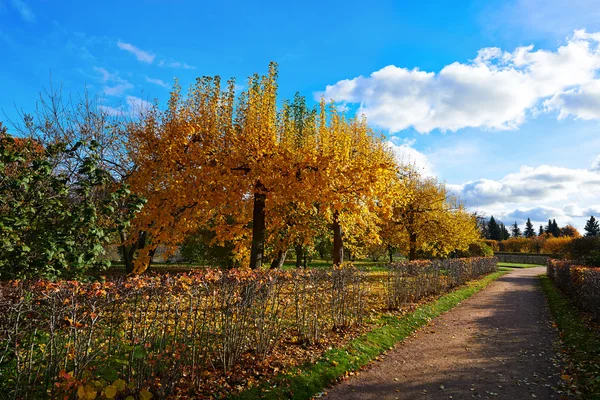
[481,215,599,241]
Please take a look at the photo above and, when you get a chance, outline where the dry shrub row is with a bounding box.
[0,258,496,399]
[547,259,600,322]
[385,257,498,309]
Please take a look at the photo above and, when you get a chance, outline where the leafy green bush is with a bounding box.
[0,133,143,280]
[180,229,238,268]
[452,241,493,258]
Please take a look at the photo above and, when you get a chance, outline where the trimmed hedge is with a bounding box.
[495,252,550,265]
[547,259,600,321]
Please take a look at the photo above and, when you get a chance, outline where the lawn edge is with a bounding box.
[539,274,600,399]
[231,270,508,400]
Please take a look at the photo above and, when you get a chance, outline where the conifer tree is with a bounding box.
[524,218,535,238]
[545,219,552,235]
[551,219,560,237]
[539,225,544,236]
[584,215,600,237]
[487,216,502,241]
[511,221,522,237]
[500,223,510,240]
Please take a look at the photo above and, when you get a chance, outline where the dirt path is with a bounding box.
[325,267,561,400]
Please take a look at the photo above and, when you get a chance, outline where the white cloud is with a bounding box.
[117,41,155,64]
[99,96,152,117]
[10,0,34,22]
[93,66,133,97]
[386,140,435,177]
[592,154,600,171]
[318,30,600,133]
[158,60,196,70]
[145,76,170,88]
[450,164,600,207]
[126,96,152,115]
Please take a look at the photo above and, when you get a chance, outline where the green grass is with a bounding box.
[497,262,543,269]
[539,275,600,399]
[232,270,507,400]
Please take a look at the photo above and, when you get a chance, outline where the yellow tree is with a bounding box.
[386,169,478,260]
[126,64,324,271]
[315,101,399,265]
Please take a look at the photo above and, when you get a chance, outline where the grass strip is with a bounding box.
[539,275,600,399]
[232,270,508,400]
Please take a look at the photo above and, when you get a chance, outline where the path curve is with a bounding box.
[325,267,561,400]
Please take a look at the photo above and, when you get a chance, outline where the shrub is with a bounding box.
[499,237,530,253]
[0,136,143,280]
[385,257,497,310]
[452,241,493,258]
[481,239,499,252]
[547,259,600,321]
[0,258,496,398]
[541,237,572,255]
[180,229,238,268]
[563,236,600,266]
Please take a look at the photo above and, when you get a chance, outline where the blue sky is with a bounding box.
[2,0,600,231]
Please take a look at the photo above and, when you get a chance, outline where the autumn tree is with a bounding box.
[383,169,478,260]
[126,64,400,271]
[560,224,580,238]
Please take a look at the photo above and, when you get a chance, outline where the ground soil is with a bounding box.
[325,267,562,400]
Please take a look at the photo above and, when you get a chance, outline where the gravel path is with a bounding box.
[325,267,561,400]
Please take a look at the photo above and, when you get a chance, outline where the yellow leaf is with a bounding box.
[104,385,117,399]
[125,397,135,400]
[77,386,86,399]
[113,379,126,391]
[85,384,98,400]
[139,389,153,400]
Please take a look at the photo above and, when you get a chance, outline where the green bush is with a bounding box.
[452,241,493,258]
[180,229,238,268]
[0,134,142,280]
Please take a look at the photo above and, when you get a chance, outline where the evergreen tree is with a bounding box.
[551,219,560,237]
[511,221,522,237]
[487,216,502,241]
[500,223,510,240]
[524,218,535,238]
[545,219,552,235]
[539,225,544,236]
[584,215,600,237]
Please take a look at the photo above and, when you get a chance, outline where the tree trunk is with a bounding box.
[388,245,394,263]
[332,211,344,265]
[409,232,417,261]
[249,182,266,269]
[120,230,150,274]
[270,249,287,269]
[295,244,304,269]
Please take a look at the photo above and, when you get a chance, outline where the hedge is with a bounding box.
[495,252,551,265]
[0,258,497,399]
[547,259,600,321]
